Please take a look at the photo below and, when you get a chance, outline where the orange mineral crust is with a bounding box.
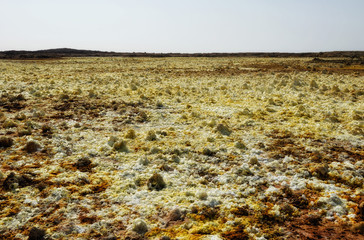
[0,57,363,239]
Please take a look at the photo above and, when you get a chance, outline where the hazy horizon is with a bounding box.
[2,47,364,54]
[1,0,364,53]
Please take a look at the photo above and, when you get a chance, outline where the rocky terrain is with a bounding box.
[0,56,363,239]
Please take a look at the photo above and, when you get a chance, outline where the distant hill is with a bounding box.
[0,48,364,59]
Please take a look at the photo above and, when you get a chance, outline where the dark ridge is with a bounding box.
[0,48,364,59]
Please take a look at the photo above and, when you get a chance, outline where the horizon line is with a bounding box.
[1,47,364,54]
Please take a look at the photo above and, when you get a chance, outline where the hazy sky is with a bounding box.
[1,0,364,52]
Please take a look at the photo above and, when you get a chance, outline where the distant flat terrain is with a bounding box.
[1,48,364,59]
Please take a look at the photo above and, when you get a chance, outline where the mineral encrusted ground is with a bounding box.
[0,57,363,239]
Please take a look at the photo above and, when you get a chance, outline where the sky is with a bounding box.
[1,0,364,53]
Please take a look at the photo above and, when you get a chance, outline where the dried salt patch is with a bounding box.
[200,235,223,240]
[265,186,280,196]
[330,205,347,216]
[283,155,293,163]
[207,199,221,208]
[23,198,38,207]
[347,213,357,220]
[267,175,288,183]
[256,237,268,240]
[269,204,281,217]
[289,177,307,190]
[328,193,345,206]
[241,187,257,197]
[74,225,87,234]
[220,174,236,184]
[343,161,355,169]
[330,161,341,169]
[46,187,70,202]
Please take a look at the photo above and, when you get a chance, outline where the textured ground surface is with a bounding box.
[0,57,363,239]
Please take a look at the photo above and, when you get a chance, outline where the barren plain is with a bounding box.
[0,57,363,239]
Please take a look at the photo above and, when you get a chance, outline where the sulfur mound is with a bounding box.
[147,173,166,191]
[132,219,148,235]
[216,123,231,136]
[24,140,41,153]
[0,136,13,148]
[28,227,46,240]
[113,140,129,153]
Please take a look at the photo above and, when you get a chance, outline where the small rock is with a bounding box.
[107,136,118,147]
[136,111,148,122]
[166,208,182,222]
[125,129,136,139]
[249,156,260,166]
[197,191,208,200]
[359,202,364,219]
[113,140,129,153]
[41,124,52,134]
[59,93,70,100]
[265,106,276,113]
[306,213,322,225]
[149,146,161,154]
[147,173,166,191]
[3,172,36,190]
[15,113,27,120]
[3,119,17,128]
[160,236,171,240]
[145,130,157,141]
[74,157,93,171]
[207,119,217,127]
[18,128,32,136]
[235,167,253,176]
[207,137,215,142]
[257,142,265,149]
[124,231,147,240]
[139,156,149,166]
[159,131,168,136]
[202,148,215,156]
[312,164,329,179]
[159,164,173,172]
[101,236,117,240]
[240,108,253,116]
[15,94,25,101]
[28,227,46,240]
[191,205,199,213]
[130,84,138,91]
[36,182,47,192]
[310,80,319,89]
[171,155,180,163]
[291,79,303,87]
[0,136,13,148]
[235,141,247,150]
[208,199,221,208]
[216,123,231,136]
[332,85,340,92]
[132,219,148,235]
[280,203,295,216]
[24,140,41,153]
[352,221,364,234]
[156,101,164,108]
[2,172,18,190]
